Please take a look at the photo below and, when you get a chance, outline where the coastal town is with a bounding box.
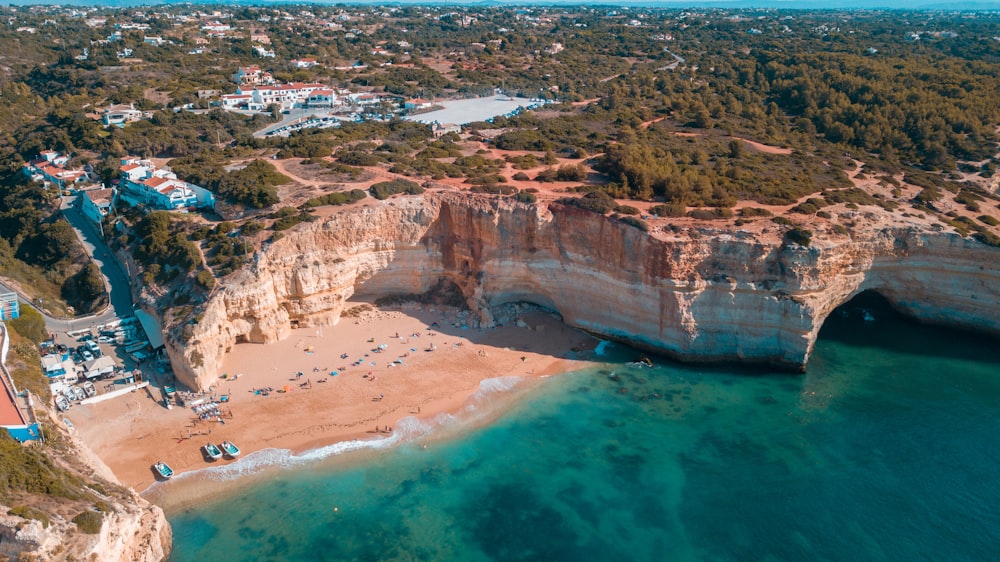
[0,2,999,561]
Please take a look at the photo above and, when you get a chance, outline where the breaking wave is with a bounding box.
[153,376,528,487]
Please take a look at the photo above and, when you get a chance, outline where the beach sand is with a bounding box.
[64,302,596,492]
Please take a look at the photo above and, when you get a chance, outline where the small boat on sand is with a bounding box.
[204,442,223,460]
[221,440,241,458]
[153,461,174,479]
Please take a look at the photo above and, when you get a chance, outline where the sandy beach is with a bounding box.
[64,302,596,492]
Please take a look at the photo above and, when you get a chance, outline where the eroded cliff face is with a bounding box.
[0,424,171,562]
[169,192,1000,391]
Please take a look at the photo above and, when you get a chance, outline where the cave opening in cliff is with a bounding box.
[827,290,901,327]
[817,289,1000,366]
[816,290,908,353]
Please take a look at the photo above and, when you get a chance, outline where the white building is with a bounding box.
[22,151,89,189]
[101,103,146,127]
[240,82,326,109]
[306,89,336,107]
[233,65,274,85]
[118,157,214,211]
[253,46,275,58]
[220,93,254,109]
[81,187,115,225]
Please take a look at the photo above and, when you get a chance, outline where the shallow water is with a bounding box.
[167,305,1000,561]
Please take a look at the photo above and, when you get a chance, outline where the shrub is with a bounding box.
[619,216,650,232]
[270,207,313,231]
[973,231,1000,247]
[467,174,507,185]
[555,164,587,182]
[369,179,424,200]
[740,207,773,217]
[614,205,640,215]
[470,184,518,195]
[649,203,686,218]
[688,208,733,220]
[913,187,943,205]
[72,510,103,534]
[514,191,537,203]
[337,151,382,167]
[8,506,50,528]
[240,221,265,235]
[195,270,215,290]
[785,227,813,247]
[978,215,1000,226]
[790,198,829,214]
[534,168,558,182]
[772,216,795,226]
[824,188,878,206]
[512,172,531,181]
[557,191,617,214]
[302,189,367,208]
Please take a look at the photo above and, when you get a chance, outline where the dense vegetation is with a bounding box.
[169,158,289,208]
[0,3,995,313]
[0,432,84,500]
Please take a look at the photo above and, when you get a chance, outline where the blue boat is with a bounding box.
[153,461,173,479]
[204,442,223,460]
[221,440,241,458]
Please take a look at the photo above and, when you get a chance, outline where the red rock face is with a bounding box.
[170,192,1000,391]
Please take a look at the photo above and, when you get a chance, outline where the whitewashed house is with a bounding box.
[118,157,214,211]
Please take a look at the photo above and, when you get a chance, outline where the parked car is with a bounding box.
[81,350,94,362]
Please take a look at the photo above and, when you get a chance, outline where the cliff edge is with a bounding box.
[169,192,1000,391]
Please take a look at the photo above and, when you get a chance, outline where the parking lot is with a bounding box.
[44,315,172,411]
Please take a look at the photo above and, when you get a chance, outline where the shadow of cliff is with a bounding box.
[818,291,1000,365]
[347,296,597,369]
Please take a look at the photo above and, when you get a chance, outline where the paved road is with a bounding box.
[1,194,133,335]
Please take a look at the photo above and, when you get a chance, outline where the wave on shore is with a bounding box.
[146,376,530,509]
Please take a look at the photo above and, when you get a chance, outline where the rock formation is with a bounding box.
[169,192,1000,391]
[0,421,171,561]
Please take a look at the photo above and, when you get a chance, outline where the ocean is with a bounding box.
[164,299,1000,561]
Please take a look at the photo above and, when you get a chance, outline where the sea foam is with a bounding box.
[159,376,527,484]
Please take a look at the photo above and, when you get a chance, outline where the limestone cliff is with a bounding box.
[169,192,1000,391]
[0,419,171,562]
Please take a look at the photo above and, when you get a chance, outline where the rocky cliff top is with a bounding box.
[163,190,1000,392]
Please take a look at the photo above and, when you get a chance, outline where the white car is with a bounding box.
[81,350,94,362]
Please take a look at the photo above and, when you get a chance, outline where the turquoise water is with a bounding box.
[167,303,1000,561]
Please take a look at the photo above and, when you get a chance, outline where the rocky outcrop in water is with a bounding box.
[169,192,1000,391]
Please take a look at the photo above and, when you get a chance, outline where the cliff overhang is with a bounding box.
[168,192,1000,391]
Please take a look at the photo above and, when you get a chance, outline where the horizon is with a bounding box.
[2,1,997,12]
